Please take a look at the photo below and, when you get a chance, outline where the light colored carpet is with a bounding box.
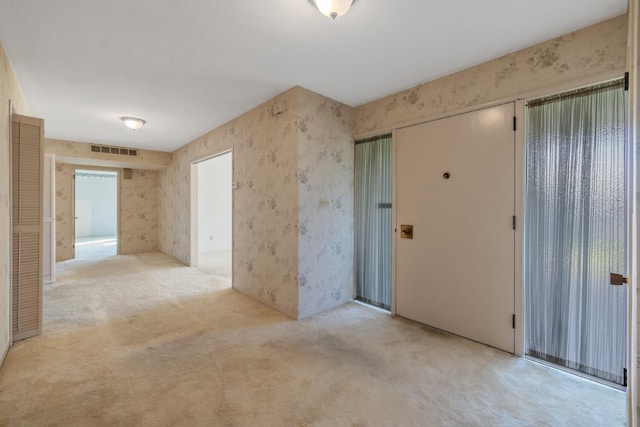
[74,236,117,260]
[196,250,232,281]
[0,252,625,426]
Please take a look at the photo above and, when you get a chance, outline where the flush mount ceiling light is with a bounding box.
[310,0,355,20]
[120,116,146,131]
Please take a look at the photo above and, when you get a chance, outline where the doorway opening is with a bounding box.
[74,169,118,260]
[524,78,627,388]
[191,151,233,285]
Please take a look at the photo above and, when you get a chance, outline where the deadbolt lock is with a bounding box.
[400,225,414,239]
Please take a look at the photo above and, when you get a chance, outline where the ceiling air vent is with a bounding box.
[90,144,138,157]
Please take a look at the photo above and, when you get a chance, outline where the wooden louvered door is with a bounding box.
[11,114,44,342]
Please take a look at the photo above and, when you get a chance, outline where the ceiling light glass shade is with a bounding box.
[312,0,354,19]
[120,116,146,130]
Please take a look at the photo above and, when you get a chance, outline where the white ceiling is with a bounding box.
[0,0,628,152]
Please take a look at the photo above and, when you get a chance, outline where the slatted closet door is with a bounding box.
[12,114,44,342]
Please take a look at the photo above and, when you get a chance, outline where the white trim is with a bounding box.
[189,163,198,267]
[391,130,398,316]
[514,99,525,357]
[43,152,56,284]
[626,0,639,425]
[0,340,9,369]
[7,100,13,347]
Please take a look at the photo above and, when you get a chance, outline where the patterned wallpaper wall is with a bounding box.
[353,15,628,137]
[55,164,159,261]
[158,87,354,319]
[55,163,74,261]
[159,88,300,317]
[46,138,170,170]
[119,169,159,254]
[296,89,354,318]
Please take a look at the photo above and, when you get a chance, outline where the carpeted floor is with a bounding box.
[196,250,232,281]
[0,251,626,426]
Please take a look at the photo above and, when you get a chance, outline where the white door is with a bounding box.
[396,103,516,353]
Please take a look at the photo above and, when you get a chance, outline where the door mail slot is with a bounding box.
[400,224,414,239]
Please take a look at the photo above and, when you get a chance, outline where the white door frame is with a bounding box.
[626,0,638,424]
[43,152,56,284]
[189,149,234,272]
[73,166,120,256]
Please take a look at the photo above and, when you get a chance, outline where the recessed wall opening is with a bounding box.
[74,169,118,260]
[191,151,233,286]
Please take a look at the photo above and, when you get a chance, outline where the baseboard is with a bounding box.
[0,339,10,370]
[297,297,353,320]
[232,286,297,319]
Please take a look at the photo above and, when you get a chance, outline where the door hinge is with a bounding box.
[512,216,516,230]
[513,116,517,131]
[512,314,516,329]
[624,368,628,387]
[624,72,629,91]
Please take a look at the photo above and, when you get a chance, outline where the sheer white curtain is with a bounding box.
[525,79,627,384]
[354,134,392,309]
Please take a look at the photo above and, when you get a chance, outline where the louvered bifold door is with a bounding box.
[11,114,44,342]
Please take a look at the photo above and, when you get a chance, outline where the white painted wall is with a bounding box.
[197,153,232,253]
[75,170,117,238]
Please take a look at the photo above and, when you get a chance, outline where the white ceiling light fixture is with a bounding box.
[310,0,355,20]
[120,116,146,131]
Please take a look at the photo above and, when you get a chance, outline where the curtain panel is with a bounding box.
[354,134,392,310]
[525,79,627,384]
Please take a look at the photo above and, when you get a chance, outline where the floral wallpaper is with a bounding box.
[45,138,170,170]
[119,169,159,254]
[159,87,354,319]
[159,88,300,317]
[296,89,354,318]
[352,15,627,137]
[55,163,75,261]
[55,164,159,261]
